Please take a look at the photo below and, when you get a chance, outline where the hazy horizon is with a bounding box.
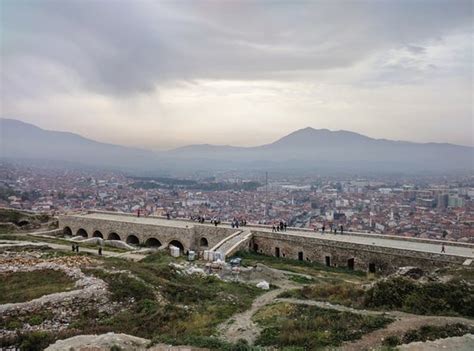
[2,0,473,150]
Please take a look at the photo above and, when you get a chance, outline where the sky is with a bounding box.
[1,0,473,150]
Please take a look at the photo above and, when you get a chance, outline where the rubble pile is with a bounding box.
[0,253,97,268]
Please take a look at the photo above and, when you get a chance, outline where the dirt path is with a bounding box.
[217,287,286,344]
[217,274,300,345]
[0,239,146,261]
[277,298,474,351]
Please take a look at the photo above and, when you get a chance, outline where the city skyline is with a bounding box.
[2,0,473,150]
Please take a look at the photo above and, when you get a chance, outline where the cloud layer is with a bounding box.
[1,0,473,148]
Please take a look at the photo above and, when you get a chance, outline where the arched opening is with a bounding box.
[199,237,209,247]
[108,232,121,241]
[127,234,140,245]
[76,228,88,238]
[63,226,72,236]
[169,240,184,252]
[93,230,103,238]
[145,238,161,247]
[275,247,280,258]
[347,258,355,270]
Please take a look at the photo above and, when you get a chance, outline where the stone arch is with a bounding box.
[108,232,121,241]
[63,226,72,236]
[126,234,140,245]
[76,228,88,238]
[145,237,161,247]
[199,237,209,247]
[93,230,103,238]
[169,240,184,251]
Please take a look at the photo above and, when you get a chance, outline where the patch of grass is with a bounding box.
[287,274,315,285]
[364,277,474,317]
[382,335,401,347]
[253,302,391,349]
[435,267,474,284]
[151,335,261,350]
[84,269,155,303]
[382,323,474,347]
[81,252,263,347]
[278,281,366,307]
[0,330,77,351]
[0,270,76,304]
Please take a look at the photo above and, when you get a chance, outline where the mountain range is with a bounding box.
[1,118,473,174]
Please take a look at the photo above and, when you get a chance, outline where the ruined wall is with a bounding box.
[251,231,465,273]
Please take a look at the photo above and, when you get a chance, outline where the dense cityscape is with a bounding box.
[2,161,472,243]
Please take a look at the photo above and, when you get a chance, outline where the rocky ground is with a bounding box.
[1,230,473,350]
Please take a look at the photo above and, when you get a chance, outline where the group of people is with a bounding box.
[190,215,206,223]
[231,218,247,228]
[318,223,344,235]
[71,243,103,255]
[272,221,287,232]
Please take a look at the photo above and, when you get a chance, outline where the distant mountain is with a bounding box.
[0,118,155,170]
[1,119,473,173]
[165,127,474,172]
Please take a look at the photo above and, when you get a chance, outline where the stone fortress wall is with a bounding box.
[59,211,473,274]
[250,231,466,273]
[59,212,235,252]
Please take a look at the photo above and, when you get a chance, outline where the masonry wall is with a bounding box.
[193,225,237,250]
[250,231,465,273]
[59,215,237,252]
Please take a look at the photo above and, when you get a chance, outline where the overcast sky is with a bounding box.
[1,0,473,150]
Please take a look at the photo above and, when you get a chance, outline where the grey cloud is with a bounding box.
[1,0,472,96]
[406,45,426,55]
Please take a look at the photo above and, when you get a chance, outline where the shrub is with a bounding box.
[382,335,401,347]
[364,277,474,317]
[402,323,474,344]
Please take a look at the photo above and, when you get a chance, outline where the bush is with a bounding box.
[382,335,401,347]
[364,277,474,317]
[402,323,474,344]
[18,331,54,351]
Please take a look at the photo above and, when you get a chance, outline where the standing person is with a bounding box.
[72,243,75,252]
[272,225,276,232]
[76,244,80,253]
[98,246,102,256]
[340,225,344,234]
[441,244,445,253]
[322,225,325,233]
[137,209,140,218]
[284,222,287,231]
